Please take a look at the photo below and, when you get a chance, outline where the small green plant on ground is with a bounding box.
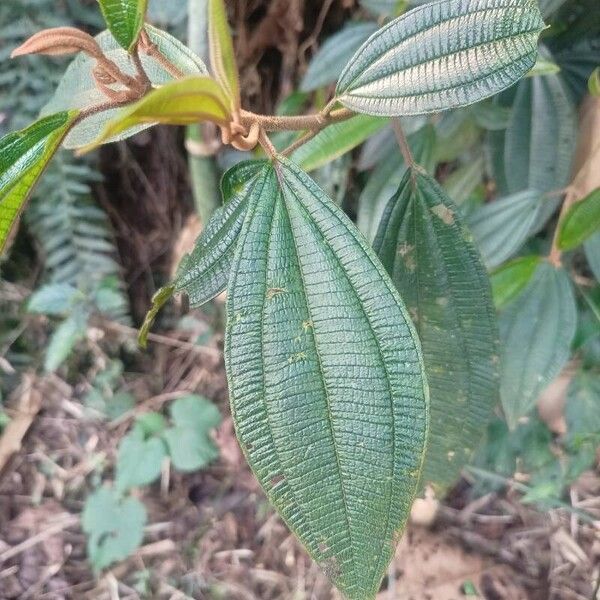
[1,0,599,598]
[83,393,221,571]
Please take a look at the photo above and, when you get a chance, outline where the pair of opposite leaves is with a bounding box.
[174,156,498,600]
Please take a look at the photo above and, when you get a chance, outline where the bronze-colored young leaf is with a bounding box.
[208,0,240,108]
[373,169,499,494]
[11,27,103,59]
[226,159,428,599]
[0,111,79,254]
[80,77,231,152]
[99,0,149,52]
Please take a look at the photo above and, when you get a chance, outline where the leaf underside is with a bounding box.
[499,262,577,428]
[42,26,208,149]
[225,158,428,599]
[1,111,77,253]
[373,169,499,493]
[336,0,545,116]
[175,161,267,306]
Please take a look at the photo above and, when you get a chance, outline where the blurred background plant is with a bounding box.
[0,0,599,598]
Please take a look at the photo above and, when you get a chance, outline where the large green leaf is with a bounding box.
[335,0,545,116]
[42,26,208,149]
[291,115,387,172]
[467,190,543,269]
[82,77,231,151]
[1,111,78,253]
[499,262,577,428]
[373,169,498,493]
[301,23,379,92]
[557,188,600,250]
[357,124,437,240]
[175,161,266,306]
[99,0,148,51]
[492,50,577,195]
[225,158,428,599]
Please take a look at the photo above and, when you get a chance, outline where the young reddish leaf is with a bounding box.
[11,27,103,59]
[0,111,79,254]
[80,77,232,152]
[99,0,149,52]
[208,0,240,108]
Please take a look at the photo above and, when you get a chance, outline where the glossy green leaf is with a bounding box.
[43,26,208,149]
[557,188,600,250]
[585,233,600,281]
[373,169,498,493]
[357,124,436,240]
[433,108,481,163]
[499,262,577,428]
[492,51,577,195]
[336,0,545,117]
[467,190,543,269]
[226,159,428,599]
[175,161,265,306]
[208,0,240,106]
[82,77,231,152]
[0,111,78,253]
[99,0,148,51]
[301,23,379,92]
[291,115,387,172]
[491,255,542,309]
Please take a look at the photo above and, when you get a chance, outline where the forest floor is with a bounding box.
[0,314,598,600]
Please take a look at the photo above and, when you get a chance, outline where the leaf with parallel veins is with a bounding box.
[225,158,428,599]
[336,0,545,117]
[373,169,499,493]
[175,161,267,307]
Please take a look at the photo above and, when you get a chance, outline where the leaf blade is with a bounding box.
[175,161,266,306]
[208,0,240,107]
[99,0,148,51]
[1,111,78,253]
[81,76,231,152]
[499,262,577,428]
[336,0,545,116]
[557,188,600,250]
[373,170,499,493]
[225,159,428,598]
